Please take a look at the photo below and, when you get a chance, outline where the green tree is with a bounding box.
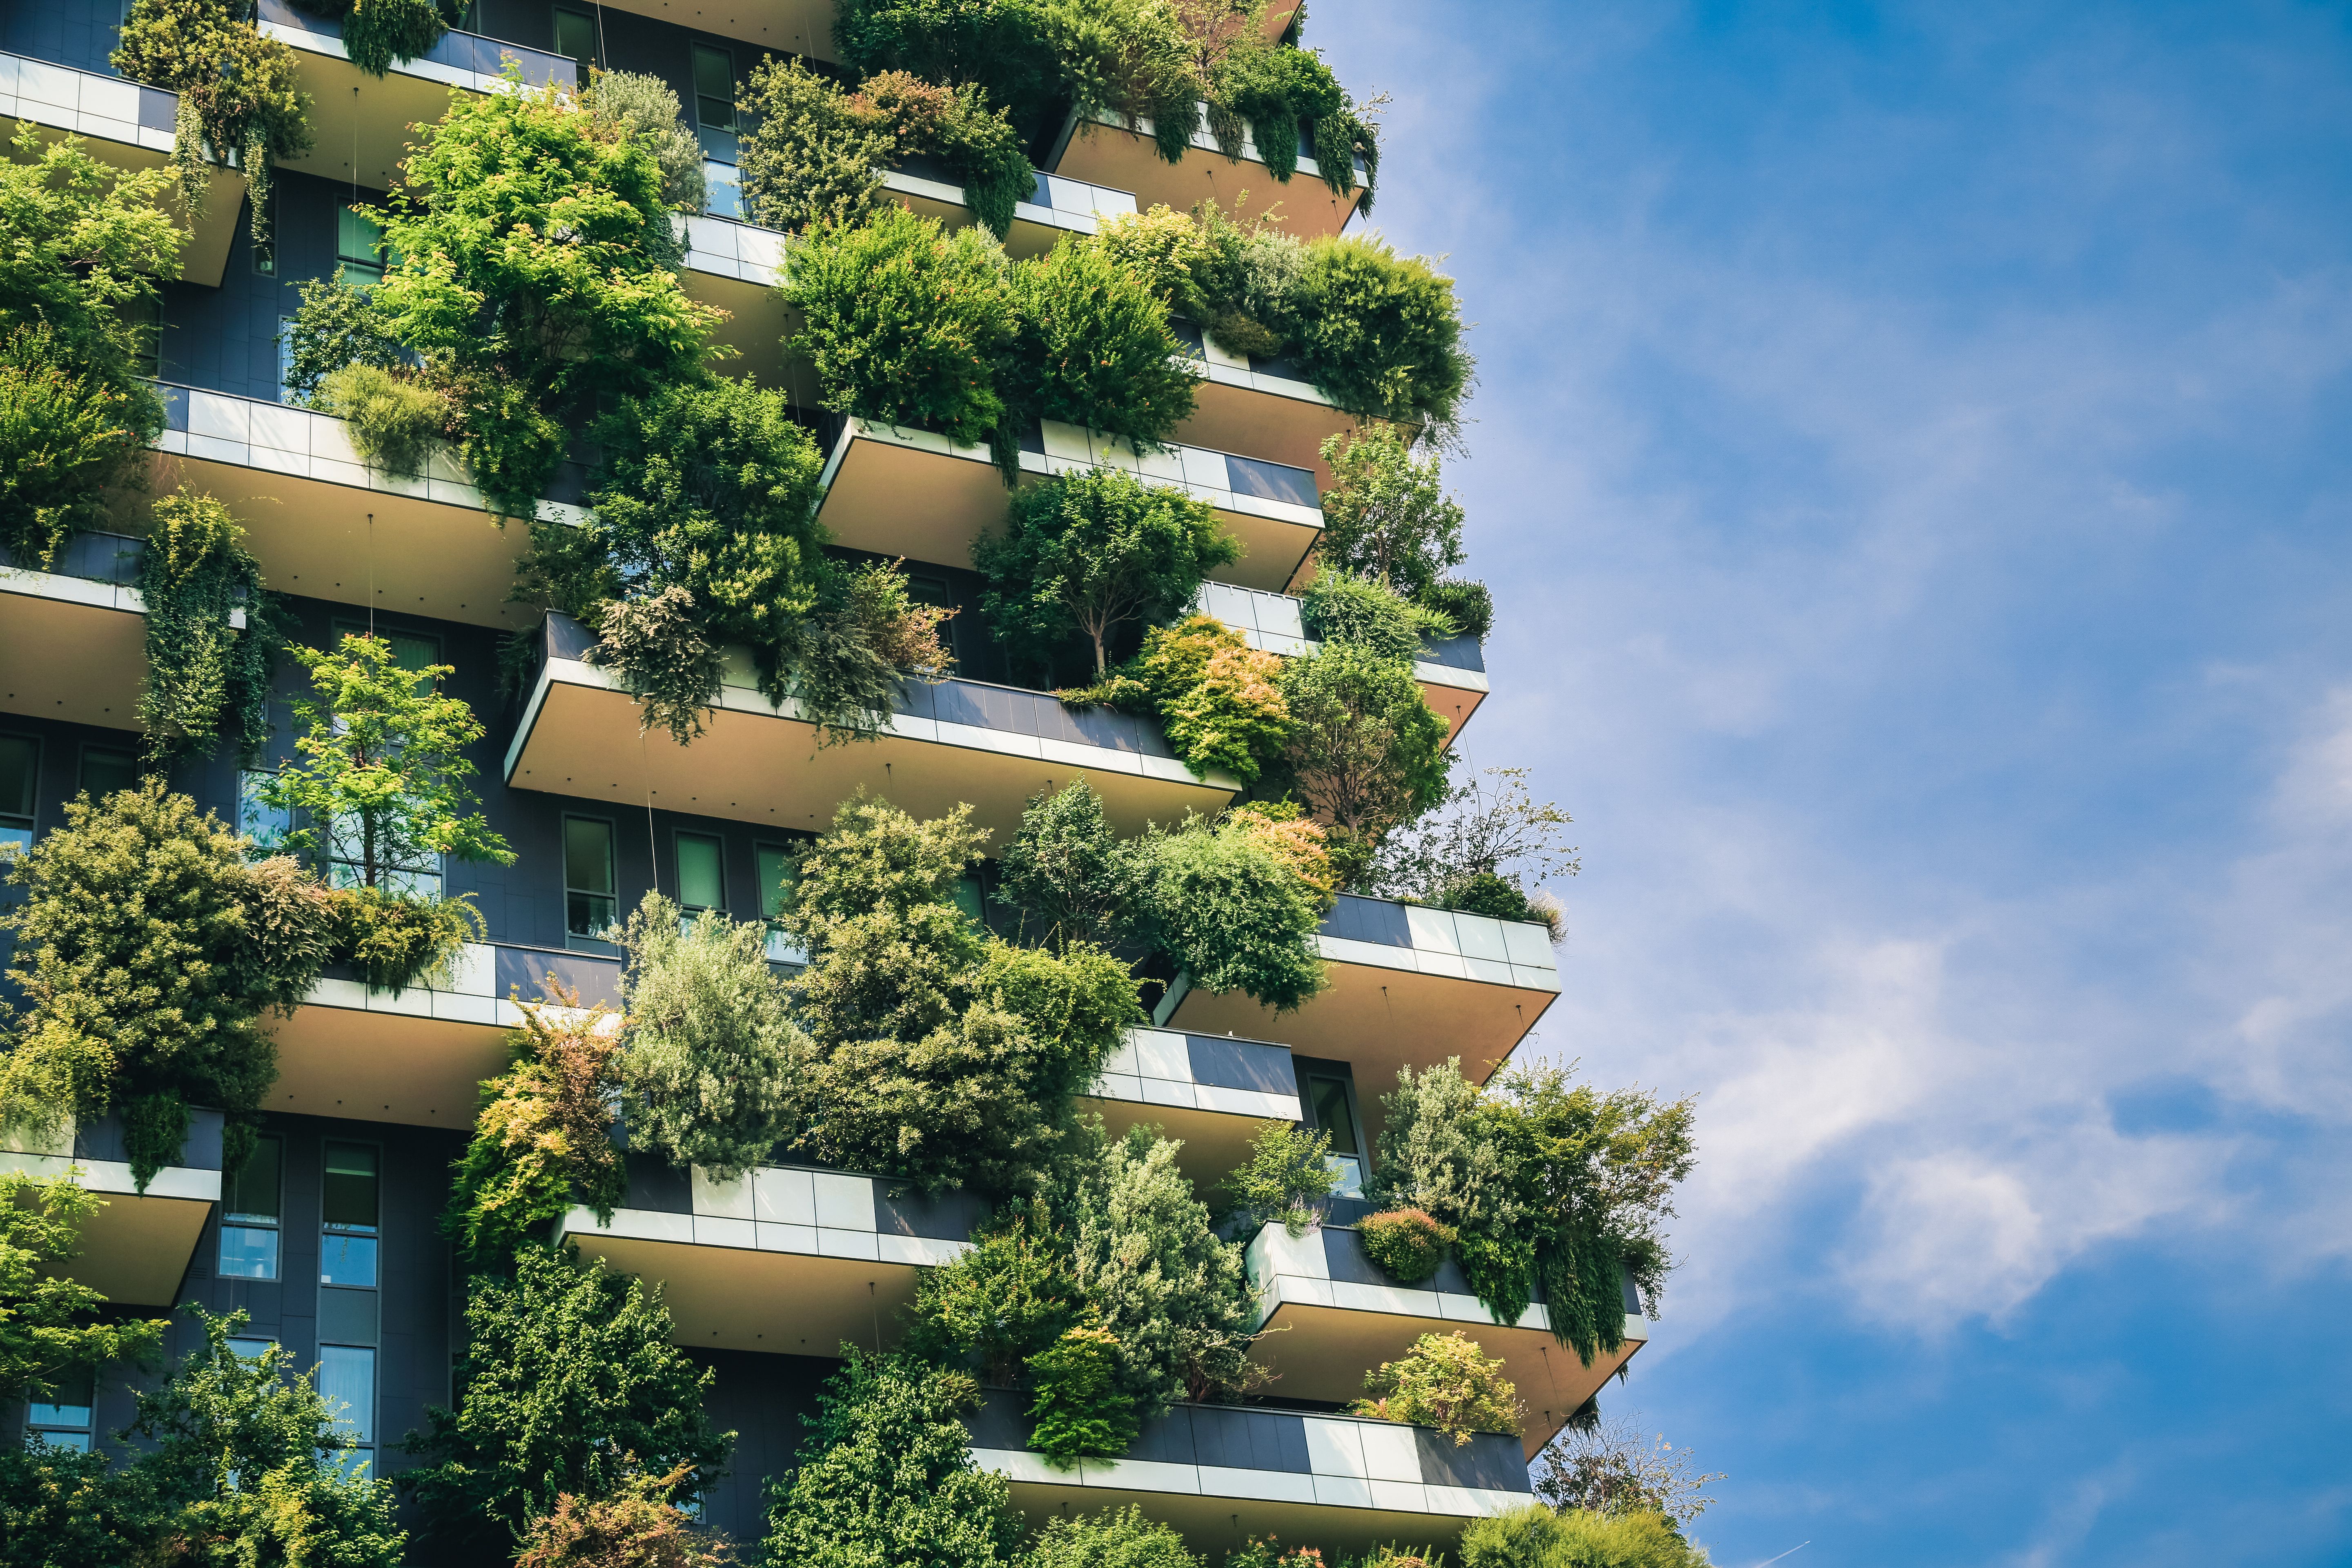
[1025,1322,1136,1465]
[0,782,328,1186]
[1295,236,1474,435]
[137,488,282,771]
[831,0,1062,127]
[738,56,893,234]
[112,0,311,243]
[1134,811,1327,1011]
[993,780,1146,950]
[619,893,806,1180]
[443,999,628,1268]
[1349,1330,1524,1447]
[0,125,182,566]
[127,1307,405,1566]
[1274,641,1452,884]
[1216,1120,1338,1238]
[514,1459,733,1568]
[782,206,1015,448]
[0,1169,168,1407]
[0,1440,160,1568]
[760,1349,1021,1568]
[1457,1503,1711,1568]
[585,70,707,213]
[260,633,514,891]
[1022,1506,1203,1568]
[902,1205,1084,1383]
[977,466,1239,679]
[401,1246,731,1566]
[1315,426,1468,600]
[1002,236,1201,451]
[1301,570,1455,663]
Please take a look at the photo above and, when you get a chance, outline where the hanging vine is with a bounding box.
[136,487,283,773]
[113,0,314,249]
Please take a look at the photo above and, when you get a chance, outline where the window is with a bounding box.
[218,1134,283,1280]
[756,842,804,964]
[317,1344,376,1474]
[553,5,598,89]
[321,1142,379,1288]
[0,735,35,854]
[952,873,986,928]
[321,626,445,895]
[565,815,618,951]
[122,292,163,378]
[335,623,440,679]
[337,205,390,287]
[227,1335,278,1362]
[25,1370,94,1452]
[78,747,138,800]
[693,45,742,218]
[277,314,297,401]
[1307,1074,1365,1197]
[675,831,723,918]
[239,768,292,853]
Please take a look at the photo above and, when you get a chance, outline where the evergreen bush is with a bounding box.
[1135,810,1327,1011]
[1025,1322,1137,1465]
[993,780,1147,950]
[443,996,628,1267]
[1217,1120,1339,1237]
[588,584,729,745]
[1416,577,1493,640]
[1301,571,1455,664]
[586,70,707,213]
[1022,1506,1203,1568]
[1002,237,1201,448]
[737,57,894,235]
[135,488,283,772]
[1295,236,1473,433]
[1357,1207,1456,1285]
[113,0,311,244]
[1118,615,1292,783]
[1349,1330,1523,1446]
[903,1204,1085,1383]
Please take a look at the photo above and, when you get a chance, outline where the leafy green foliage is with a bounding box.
[113,0,312,243]
[1316,427,1468,600]
[0,1439,158,1568]
[443,1000,627,1268]
[1025,1323,1137,1465]
[903,1204,1084,1382]
[1301,571,1455,663]
[1004,237,1201,448]
[863,72,1034,238]
[1217,1120,1338,1237]
[1417,577,1492,640]
[1457,1504,1712,1568]
[1370,766,1579,930]
[1296,236,1474,434]
[0,1169,168,1406]
[993,780,1146,949]
[783,206,1014,445]
[1357,1207,1456,1286]
[403,1247,731,1566]
[1213,38,1379,205]
[619,893,804,1179]
[315,361,453,476]
[137,488,282,771]
[337,0,452,76]
[782,795,1139,1195]
[514,1459,734,1568]
[1349,1330,1523,1446]
[1535,1413,1722,1528]
[586,585,728,746]
[979,467,1238,679]
[261,633,513,889]
[1022,1506,1203,1568]
[0,125,181,565]
[1121,615,1292,783]
[283,270,403,405]
[770,558,959,748]
[1136,810,1327,1011]
[332,882,481,993]
[760,1349,1021,1568]
[831,0,1063,127]
[1222,1539,1323,1568]
[586,70,707,213]
[0,782,329,1187]
[1274,641,1452,885]
[738,57,893,234]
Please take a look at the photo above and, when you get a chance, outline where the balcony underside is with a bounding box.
[1051,125,1364,243]
[1178,378,1354,490]
[681,264,791,386]
[0,571,147,728]
[584,0,841,61]
[267,36,452,191]
[0,1154,218,1307]
[1084,1098,1283,1189]
[1256,1300,1646,1460]
[567,1231,921,1358]
[149,445,537,629]
[6,123,241,287]
[507,657,1238,841]
[268,999,510,1129]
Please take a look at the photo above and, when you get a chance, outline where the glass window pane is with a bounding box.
[0,734,36,823]
[553,7,597,67]
[692,45,733,114]
[1310,1077,1359,1156]
[30,1430,89,1452]
[702,158,741,219]
[317,1346,376,1444]
[565,817,614,895]
[322,1142,379,1229]
[676,833,722,911]
[228,1336,278,1362]
[226,1136,282,1222]
[338,206,385,270]
[78,749,138,800]
[952,875,984,926]
[320,1233,378,1287]
[238,769,291,849]
[220,1225,281,1278]
[756,844,795,921]
[29,1371,93,1428]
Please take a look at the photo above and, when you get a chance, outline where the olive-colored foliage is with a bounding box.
[1350,1330,1524,1446]
[1416,577,1492,640]
[443,999,628,1268]
[832,0,1064,127]
[370,74,722,517]
[1216,1120,1338,1237]
[403,1247,732,1566]
[0,782,329,1187]
[979,467,1238,680]
[1223,799,1339,898]
[1316,427,1468,601]
[113,0,311,241]
[588,585,729,746]
[1535,1414,1722,1528]
[1457,1505,1711,1568]
[781,795,1139,1195]
[315,361,453,477]
[586,69,708,213]
[783,557,961,748]
[860,71,1034,237]
[1301,571,1455,664]
[1274,641,1452,884]
[739,57,894,234]
[0,1439,158,1568]
[1136,810,1327,1011]
[0,1169,169,1406]
[137,488,281,771]
[1357,1207,1456,1286]
[903,1204,1084,1383]
[1022,1506,1203,1568]
[1003,236,1201,448]
[760,1349,1022,1568]
[1370,766,1579,924]
[0,126,181,565]
[332,882,482,994]
[1123,615,1292,783]
[513,1460,734,1568]
[783,206,1015,446]
[260,633,513,891]
[1221,1539,1321,1568]
[619,893,805,1180]
[1025,1322,1137,1465]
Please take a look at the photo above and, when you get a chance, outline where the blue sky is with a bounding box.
[1322,3,2352,1563]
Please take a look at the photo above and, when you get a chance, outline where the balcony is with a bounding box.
[0,1109,225,1307]
[967,1394,1532,1558]
[557,1160,984,1355]
[0,530,252,728]
[1247,1223,1649,1459]
[1170,327,1356,487]
[1157,895,1561,1087]
[270,941,621,1127]
[884,158,1140,260]
[143,383,577,630]
[1047,102,1366,243]
[0,52,244,285]
[1194,581,1490,742]
[817,418,1323,595]
[253,0,573,191]
[504,611,1241,842]
[1082,1026,1301,1181]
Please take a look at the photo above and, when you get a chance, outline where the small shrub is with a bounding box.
[1417,577,1492,640]
[1302,571,1454,663]
[1127,616,1290,783]
[1003,237,1200,448]
[1217,1121,1338,1237]
[315,363,451,476]
[1093,206,1216,315]
[1024,1506,1202,1568]
[858,70,1033,239]
[1442,871,1539,926]
[739,56,891,234]
[586,70,706,213]
[331,885,481,994]
[590,586,728,745]
[443,998,626,1268]
[903,1205,1084,1383]
[1457,1505,1710,1568]
[1350,1330,1523,1446]
[1225,1539,1324,1568]
[1135,811,1327,1011]
[786,558,957,748]
[0,326,158,570]
[1026,1323,1137,1466]
[512,1459,731,1568]
[1358,1207,1456,1285]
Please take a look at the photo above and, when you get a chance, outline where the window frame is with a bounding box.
[218,1132,284,1281]
[23,1368,95,1452]
[0,733,38,854]
[319,1138,381,1290]
[76,745,138,801]
[674,829,725,917]
[564,813,620,953]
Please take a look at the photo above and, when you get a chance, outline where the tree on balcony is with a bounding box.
[0,1170,168,1410]
[136,488,284,773]
[443,996,628,1269]
[113,0,310,245]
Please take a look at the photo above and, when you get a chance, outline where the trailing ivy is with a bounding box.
[287,0,454,77]
[112,0,312,248]
[135,488,281,773]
